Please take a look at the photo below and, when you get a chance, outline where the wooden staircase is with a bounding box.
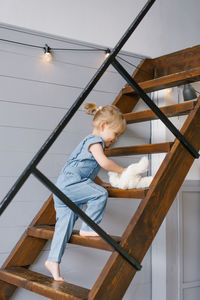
[0,45,200,299]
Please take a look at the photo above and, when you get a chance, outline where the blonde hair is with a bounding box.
[84,102,126,134]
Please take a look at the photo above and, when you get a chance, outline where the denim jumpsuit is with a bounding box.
[48,134,108,263]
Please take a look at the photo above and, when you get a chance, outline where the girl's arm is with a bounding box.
[89,143,124,173]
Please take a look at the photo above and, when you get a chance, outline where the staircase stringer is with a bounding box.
[0,195,56,299]
[89,97,200,300]
[112,58,154,113]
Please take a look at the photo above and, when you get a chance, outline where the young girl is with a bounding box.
[45,103,126,281]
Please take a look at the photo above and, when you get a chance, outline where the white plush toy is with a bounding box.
[108,156,153,189]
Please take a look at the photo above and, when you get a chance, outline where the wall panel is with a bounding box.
[0,24,150,300]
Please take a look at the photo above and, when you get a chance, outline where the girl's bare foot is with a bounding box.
[45,261,65,281]
[79,230,99,237]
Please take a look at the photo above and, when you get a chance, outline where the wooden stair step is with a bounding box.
[0,267,89,300]
[112,58,155,113]
[113,46,200,114]
[152,45,200,77]
[122,66,200,95]
[108,187,147,199]
[89,97,200,300]
[124,100,197,124]
[27,226,121,252]
[108,187,148,199]
[105,142,173,157]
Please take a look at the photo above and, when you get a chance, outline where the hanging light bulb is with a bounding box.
[43,44,52,63]
[105,48,111,58]
[183,83,197,101]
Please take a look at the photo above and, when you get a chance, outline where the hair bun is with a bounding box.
[84,102,99,115]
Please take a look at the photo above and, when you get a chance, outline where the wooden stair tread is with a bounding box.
[89,97,200,300]
[0,267,89,300]
[27,226,121,252]
[105,142,173,157]
[152,45,200,77]
[122,66,200,95]
[124,100,197,124]
[108,187,147,199]
[1,46,200,300]
[112,58,154,113]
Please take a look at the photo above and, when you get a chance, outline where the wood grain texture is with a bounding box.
[108,187,147,199]
[1,44,200,299]
[122,66,200,95]
[0,267,89,300]
[152,44,200,77]
[112,58,154,113]
[89,97,200,300]
[27,226,121,252]
[105,142,173,157]
[0,281,17,300]
[1,196,55,268]
[114,45,200,114]
[0,195,56,298]
[124,100,197,124]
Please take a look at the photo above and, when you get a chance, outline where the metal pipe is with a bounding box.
[0,0,156,215]
[32,168,142,271]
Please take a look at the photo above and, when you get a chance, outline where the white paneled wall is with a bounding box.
[0,24,151,299]
[151,85,200,300]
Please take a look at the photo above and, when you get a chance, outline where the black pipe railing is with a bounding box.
[33,168,142,270]
[112,58,200,158]
[0,0,157,271]
[0,0,198,271]
[0,0,157,216]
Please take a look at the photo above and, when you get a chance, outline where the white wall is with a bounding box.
[151,85,200,300]
[0,24,151,300]
[178,183,200,300]
[151,85,200,180]
[0,0,200,57]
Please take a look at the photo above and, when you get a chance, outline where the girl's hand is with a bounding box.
[94,176,112,188]
[100,181,113,188]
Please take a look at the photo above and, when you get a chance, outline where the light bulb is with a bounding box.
[43,52,52,63]
[43,44,52,63]
[105,48,111,58]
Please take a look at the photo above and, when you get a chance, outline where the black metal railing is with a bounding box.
[0,0,199,271]
[112,59,199,158]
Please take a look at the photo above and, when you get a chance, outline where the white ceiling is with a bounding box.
[0,0,200,57]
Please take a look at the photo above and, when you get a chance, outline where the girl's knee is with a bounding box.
[97,187,108,199]
[103,189,108,199]
[98,189,108,203]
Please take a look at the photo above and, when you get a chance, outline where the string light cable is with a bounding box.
[0,37,43,50]
[0,37,143,63]
[117,55,153,76]
[0,37,104,52]
[0,37,108,63]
